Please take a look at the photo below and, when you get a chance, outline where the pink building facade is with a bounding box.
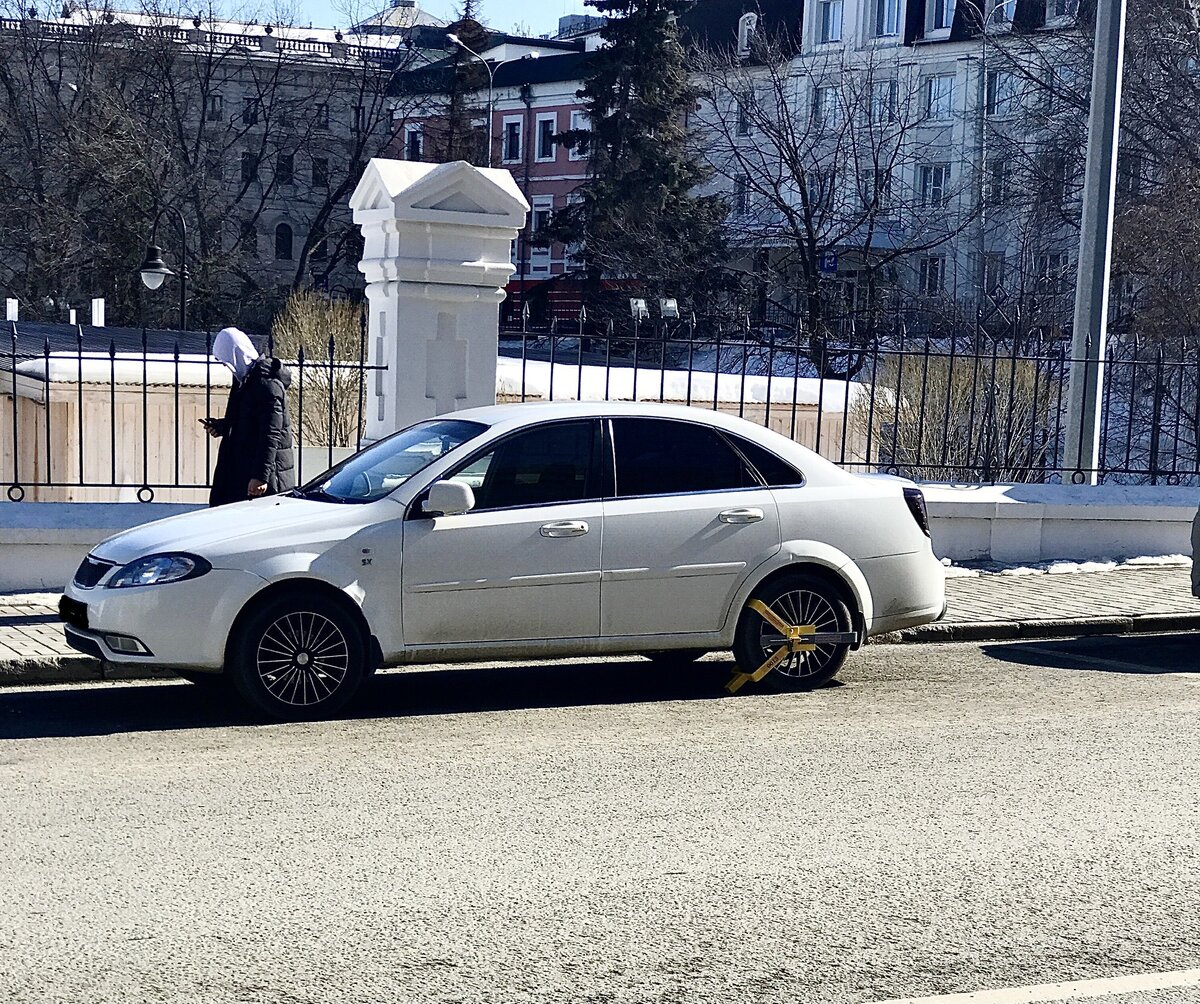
[390,35,595,323]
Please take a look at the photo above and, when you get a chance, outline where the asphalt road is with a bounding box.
[1,636,1198,1004]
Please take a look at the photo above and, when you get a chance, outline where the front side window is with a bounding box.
[449,420,596,511]
[299,419,487,504]
[611,418,758,497]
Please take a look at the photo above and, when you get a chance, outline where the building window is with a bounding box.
[928,0,956,31]
[1042,154,1067,205]
[312,157,329,187]
[1050,0,1079,18]
[919,163,952,206]
[819,0,844,42]
[806,169,835,208]
[812,84,839,127]
[536,113,557,162]
[918,256,946,296]
[275,152,294,186]
[924,74,955,120]
[353,105,365,132]
[404,125,423,161]
[206,157,222,182]
[736,91,754,136]
[503,117,522,163]
[274,223,293,261]
[870,79,898,124]
[987,157,1010,203]
[242,97,260,126]
[530,196,553,273]
[737,11,759,56]
[1037,252,1070,294]
[860,167,892,212]
[314,103,329,129]
[733,174,750,215]
[1117,152,1144,198]
[240,151,258,185]
[569,110,590,160]
[981,252,1005,295]
[985,70,1018,116]
[874,0,901,37]
[206,93,223,122]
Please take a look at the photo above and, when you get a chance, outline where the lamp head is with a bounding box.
[138,244,174,291]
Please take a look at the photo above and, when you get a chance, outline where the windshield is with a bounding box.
[294,419,488,504]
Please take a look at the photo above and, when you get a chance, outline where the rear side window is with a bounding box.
[727,435,804,486]
[456,420,597,511]
[611,418,756,497]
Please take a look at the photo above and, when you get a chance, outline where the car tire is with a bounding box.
[641,649,707,668]
[733,573,853,691]
[228,592,368,721]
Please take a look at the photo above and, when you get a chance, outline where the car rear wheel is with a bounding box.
[733,574,852,691]
[228,593,367,721]
[640,649,707,668]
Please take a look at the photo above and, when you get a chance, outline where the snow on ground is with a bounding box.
[940,555,1192,578]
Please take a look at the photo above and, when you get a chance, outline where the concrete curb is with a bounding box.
[0,657,176,687]
[875,611,1200,645]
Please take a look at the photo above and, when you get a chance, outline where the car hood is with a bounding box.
[92,495,389,566]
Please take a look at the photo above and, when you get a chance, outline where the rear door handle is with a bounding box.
[540,520,589,538]
[718,507,765,524]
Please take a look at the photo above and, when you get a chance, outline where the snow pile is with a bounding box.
[496,356,869,412]
[941,554,1191,579]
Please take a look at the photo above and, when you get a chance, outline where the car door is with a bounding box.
[600,417,782,637]
[401,419,603,647]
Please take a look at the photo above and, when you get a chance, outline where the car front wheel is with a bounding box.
[229,592,368,720]
[733,574,852,691]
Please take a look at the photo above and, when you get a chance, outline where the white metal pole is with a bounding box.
[1063,0,1127,484]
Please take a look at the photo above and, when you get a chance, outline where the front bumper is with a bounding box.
[60,567,268,670]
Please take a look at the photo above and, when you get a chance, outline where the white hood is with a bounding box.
[91,495,387,566]
[212,326,259,382]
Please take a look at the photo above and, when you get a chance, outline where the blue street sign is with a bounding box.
[818,251,839,274]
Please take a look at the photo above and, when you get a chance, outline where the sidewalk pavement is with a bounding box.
[1,562,1197,686]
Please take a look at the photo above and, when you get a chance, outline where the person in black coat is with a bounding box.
[203,327,296,507]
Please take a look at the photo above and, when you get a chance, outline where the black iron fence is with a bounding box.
[2,322,383,503]
[3,319,1197,502]
[498,324,1200,486]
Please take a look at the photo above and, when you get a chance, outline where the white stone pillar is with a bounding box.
[349,159,529,443]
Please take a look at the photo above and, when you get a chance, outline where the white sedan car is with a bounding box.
[60,402,945,719]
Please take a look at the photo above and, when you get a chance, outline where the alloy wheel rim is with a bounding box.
[756,589,842,679]
[255,611,350,706]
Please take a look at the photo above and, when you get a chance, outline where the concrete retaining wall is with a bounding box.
[1,484,1195,593]
[925,484,1198,564]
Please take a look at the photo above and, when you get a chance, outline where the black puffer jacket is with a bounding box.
[209,357,296,507]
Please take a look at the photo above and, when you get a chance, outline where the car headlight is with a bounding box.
[106,553,211,589]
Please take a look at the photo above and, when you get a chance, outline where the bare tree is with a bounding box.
[692,31,988,370]
[0,1,411,330]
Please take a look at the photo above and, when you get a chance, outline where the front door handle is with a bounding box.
[718,507,765,524]
[540,520,589,538]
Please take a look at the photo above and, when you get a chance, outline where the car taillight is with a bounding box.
[903,487,931,537]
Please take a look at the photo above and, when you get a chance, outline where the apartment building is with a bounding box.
[0,3,448,326]
[685,0,1088,331]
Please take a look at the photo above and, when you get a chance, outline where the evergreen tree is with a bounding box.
[551,0,732,322]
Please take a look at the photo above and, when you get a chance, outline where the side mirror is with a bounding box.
[422,479,475,516]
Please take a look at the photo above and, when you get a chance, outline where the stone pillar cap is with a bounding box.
[349,158,530,229]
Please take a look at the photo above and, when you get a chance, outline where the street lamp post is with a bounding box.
[138,204,189,331]
[446,34,538,168]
